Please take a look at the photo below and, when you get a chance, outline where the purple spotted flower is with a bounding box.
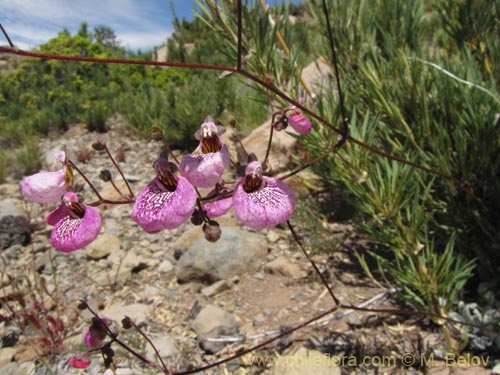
[179,120,230,188]
[132,158,197,233]
[233,161,295,229]
[21,151,72,204]
[46,192,102,252]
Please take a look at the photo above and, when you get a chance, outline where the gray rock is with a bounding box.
[176,227,267,284]
[192,304,239,353]
[0,200,26,220]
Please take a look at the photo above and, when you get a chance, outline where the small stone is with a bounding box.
[252,272,265,280]
[33,242,46,253]
[86,234,121,260]
[144,334,178,360]
[144,286,160,298]
[201,280,230,298]
[264,256,304,279]
[158,260,174,273]
[192,304,239,353]
[266,230,280,243]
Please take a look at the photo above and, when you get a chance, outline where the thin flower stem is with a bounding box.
[173,305,339,375]
[83,303,166,373]
[321,0,349,148]
[67,160,103,201]
[0,24,14,47]
[0,42,477,200]
[104,144,135,199]
[287,220,340,306]
[237,0,242,71]
[0,46,236,72]
[262,89,277,167]
[128,318,171,374]
[109,178,126,199]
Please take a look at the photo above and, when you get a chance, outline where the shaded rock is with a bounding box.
[271,347,341,375]
[85,234,121,260]
[101,302,152,326]
[0,216,31,250]
[264,256,305,279]
[176,227,267,284]
[192,304,239,353]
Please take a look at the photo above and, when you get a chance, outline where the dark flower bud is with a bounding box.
[150,127,165,141]
[102,345,115,358]
[273,114,288,131]
[99,170,112,182]
[203,220,221,242]
[121,317,133,329]
[191,209,204,226]
[92,141,106,151]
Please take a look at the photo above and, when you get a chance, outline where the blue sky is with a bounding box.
[0,0,302,51]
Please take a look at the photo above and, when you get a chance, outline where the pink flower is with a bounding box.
[46,192,102,252]
[20,151,71,204]
[180,121,230,187]
[84,317,108,349]
[132,158,197,233]
[69,353,92,369]
[233,161,295,229]
[287,110,312,135]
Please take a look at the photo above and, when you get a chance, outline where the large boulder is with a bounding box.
[176,227,267,284]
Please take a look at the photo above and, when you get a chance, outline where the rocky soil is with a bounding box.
[0,118,493,375]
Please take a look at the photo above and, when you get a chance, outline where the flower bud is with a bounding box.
[203,220,221,242]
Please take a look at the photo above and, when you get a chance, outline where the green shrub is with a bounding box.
[196,0,500,339]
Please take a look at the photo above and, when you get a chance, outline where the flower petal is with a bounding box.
[50,205,102,252]
[21,169,68,204]
[288,111,312,135]
[69,353,92,369]
[233,176,295,229]
[132,176,196,233]
[180,145,230,188]
[203,196,233,218]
